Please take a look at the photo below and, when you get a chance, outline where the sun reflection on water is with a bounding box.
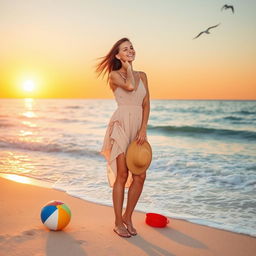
[0,173,51,188]
[21,98,37,118]
[1,173,32,184]
[19,130,33,136]
[21,120,37,128]
[0,98,48,187]
[22,111,37,118]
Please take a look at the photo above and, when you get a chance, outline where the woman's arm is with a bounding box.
[136,71,150,145]
[109,62,135,91]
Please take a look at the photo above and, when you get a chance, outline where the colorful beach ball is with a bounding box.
[40,200,71,231]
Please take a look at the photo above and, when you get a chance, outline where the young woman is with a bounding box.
[96,37,150,238]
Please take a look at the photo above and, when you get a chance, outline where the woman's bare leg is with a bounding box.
[123,173,146,235]
[112,153,130,236]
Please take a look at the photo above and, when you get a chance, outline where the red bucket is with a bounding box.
[145,213,169,228]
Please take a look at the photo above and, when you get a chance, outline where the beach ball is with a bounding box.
[40,200,71,231]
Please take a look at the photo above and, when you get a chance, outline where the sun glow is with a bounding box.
[22,80,35,92]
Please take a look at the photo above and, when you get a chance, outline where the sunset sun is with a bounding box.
[22,80,36,92]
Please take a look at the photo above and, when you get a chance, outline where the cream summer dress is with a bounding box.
[100,72,147,188]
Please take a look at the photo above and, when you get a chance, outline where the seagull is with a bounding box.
[221,4,234,13]
[193,23,221,39]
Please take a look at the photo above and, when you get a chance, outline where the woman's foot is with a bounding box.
[113,224,131,238]
[122,216,137,236]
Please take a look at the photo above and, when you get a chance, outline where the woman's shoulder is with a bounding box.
[137,71,148,86]
[109,70,118,79]
[108,71,120,87]
[137,71,147,79]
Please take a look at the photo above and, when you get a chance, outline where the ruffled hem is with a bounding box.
[101,119,133,188]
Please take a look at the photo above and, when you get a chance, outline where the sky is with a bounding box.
[0,0,255,99]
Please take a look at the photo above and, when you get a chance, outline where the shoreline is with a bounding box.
[1,172,255,238]
[1,174,256,256]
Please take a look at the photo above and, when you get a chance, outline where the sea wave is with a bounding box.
[235,110,256,115]
[148,125,256,140]
[223,116,243,121]
[0,137,100,157]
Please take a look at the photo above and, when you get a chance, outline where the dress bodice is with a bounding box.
[113,78,146,107]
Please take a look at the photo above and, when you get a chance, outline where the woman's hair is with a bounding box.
[95,37,130,81]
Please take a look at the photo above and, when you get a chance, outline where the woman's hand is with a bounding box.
[136,128,147,145]
[120,60,131,70]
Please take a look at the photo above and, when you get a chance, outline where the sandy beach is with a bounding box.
[0,175,255,256]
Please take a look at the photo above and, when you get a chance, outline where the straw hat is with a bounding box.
[126,140,152,175]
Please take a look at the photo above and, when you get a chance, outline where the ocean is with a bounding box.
[0,98,255,236]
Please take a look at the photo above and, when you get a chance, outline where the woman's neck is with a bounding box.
[119,62,133,73]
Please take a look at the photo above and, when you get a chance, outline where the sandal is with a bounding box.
[123,221,137,236]
[113,226,131,238]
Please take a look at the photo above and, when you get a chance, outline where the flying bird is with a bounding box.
[193,23,221,39]
[221,4,234,13]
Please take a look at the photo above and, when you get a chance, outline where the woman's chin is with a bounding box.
[127,57,135,62]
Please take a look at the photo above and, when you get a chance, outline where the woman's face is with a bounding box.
[116,41,136,62]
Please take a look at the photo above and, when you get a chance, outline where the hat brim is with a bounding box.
[126,140,152,175]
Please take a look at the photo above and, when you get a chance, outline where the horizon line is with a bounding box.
[0,97,255,101]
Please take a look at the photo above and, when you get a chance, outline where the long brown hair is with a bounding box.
[95,37,130,82]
